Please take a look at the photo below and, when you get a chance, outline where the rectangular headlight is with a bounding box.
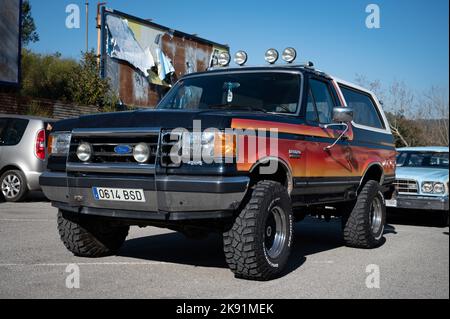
[433,182,446,194]
[178,131,236,163]
[48,132,72,156]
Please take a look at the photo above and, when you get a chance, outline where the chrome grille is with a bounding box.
[67,128,159,174]
[394,179,419,194]
[160,131,182,167]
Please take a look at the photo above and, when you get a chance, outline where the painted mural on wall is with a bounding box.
[102,9,229,108]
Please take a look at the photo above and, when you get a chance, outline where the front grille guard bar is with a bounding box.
[67,127,161,175]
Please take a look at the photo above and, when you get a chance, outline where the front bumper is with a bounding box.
[386,194,449,211]
[39,171,249,221]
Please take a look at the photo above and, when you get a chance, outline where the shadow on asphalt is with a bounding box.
[0,191,49,203]
[387,208,448,228]
[118,220,330,274]
[118,218,392,275]
[119,213,446,274]
[24,191,49,202]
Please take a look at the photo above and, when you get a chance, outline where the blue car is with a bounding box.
[386,146,449,224]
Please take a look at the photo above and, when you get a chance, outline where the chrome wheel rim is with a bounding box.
[264,206,287,259]
[370,196,383,235]
[1,174,21,199]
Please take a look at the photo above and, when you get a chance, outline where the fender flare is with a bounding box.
[358,162,385,193]
[249,156,294,194]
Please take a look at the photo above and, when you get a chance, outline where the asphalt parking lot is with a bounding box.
[0,195,448,299]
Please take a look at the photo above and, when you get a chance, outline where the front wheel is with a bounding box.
[223,180,293,281]
[57,210,129,257]
[342,180,386,248]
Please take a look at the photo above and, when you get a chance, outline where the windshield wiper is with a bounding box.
[208,104,267,113]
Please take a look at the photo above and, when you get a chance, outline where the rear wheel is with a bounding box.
[342,180,386,248]
[0,170,28,202]
[223,180,293,280]
[57,210,129,257]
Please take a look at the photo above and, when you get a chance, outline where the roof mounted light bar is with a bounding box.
[210,47,315,69]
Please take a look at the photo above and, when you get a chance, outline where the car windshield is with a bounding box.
[396,151,449,169]
[157,72,301,114]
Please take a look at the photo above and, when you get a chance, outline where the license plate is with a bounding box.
[385,199,397,207]
[92,187,145,202]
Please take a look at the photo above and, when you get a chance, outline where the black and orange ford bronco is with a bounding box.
[40,49,396,280]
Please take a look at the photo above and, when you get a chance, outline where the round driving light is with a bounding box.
[282,47,297,63]
[218,52,231,67]
[234,50,248,66]
[422,182,433,193]
[265,48,279,64]
[133,143,150,163]
[433,183,445,194]
[76,142,92,162]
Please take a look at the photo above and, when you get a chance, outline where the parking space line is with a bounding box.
[0,261,168,267]
[0,218,54,222]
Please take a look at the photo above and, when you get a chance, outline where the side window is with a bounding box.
[339,86,385,129]
[0,119,29,146]
[0,119,8,145]
[306,90,319,122]
[308,79,335,124]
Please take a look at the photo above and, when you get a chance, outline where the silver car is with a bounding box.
[0,114,54,202]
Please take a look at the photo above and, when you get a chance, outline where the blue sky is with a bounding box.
[28,0,449,93]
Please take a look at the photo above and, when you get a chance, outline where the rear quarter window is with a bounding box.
[339,85,385,129]
[0,118,29,146]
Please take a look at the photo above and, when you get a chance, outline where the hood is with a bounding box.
[53,109,229,131]
[52,109,295,132]
[396,166,449,183]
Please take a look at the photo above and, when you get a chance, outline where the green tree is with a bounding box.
[21,49,78,101]
[386,112,424,147]
[20,49,118,110]
[21,0,39,47]
[70,50,118,110]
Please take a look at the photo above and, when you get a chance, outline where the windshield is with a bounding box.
[396,151,449,169]
[157,72,301,114]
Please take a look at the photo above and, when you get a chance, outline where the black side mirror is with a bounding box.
[332,107,353,123]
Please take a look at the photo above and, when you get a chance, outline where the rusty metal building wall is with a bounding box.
[101,9,228,109]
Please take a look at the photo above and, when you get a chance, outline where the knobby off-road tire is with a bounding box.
[342,180,386,248]
[57,210,129,257]
[223,181,293,281]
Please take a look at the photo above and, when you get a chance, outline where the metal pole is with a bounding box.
[85,0,89,52]
[96,1,106,64]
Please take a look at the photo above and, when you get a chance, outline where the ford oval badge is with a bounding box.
[114,145,132,154]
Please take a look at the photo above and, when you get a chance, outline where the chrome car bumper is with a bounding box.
[39,171,249,220]
[386,194,449,211]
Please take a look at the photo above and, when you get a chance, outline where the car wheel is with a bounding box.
[223,180,293,280]
[0,170,29,202]
[342,180,386,248]
[57,210,129,257]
